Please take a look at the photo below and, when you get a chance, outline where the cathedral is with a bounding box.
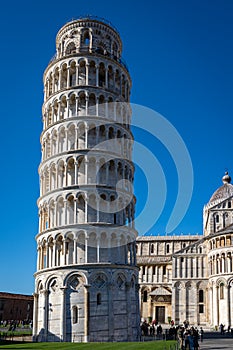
[138,171,233,329]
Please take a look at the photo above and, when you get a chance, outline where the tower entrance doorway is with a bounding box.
[156,306,165,323]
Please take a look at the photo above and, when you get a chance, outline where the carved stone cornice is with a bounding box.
[137,256,172,265]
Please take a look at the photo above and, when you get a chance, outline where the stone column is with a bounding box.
[97,238,100,263]
[37,246,40,270]
[85,236,88,263]
[84,284,90,342]
[76,64,79,86]
[73,238,77,264]
[227,285,231,328]
[209,286,213,326]
[135,283,140,340]
[105,68,108,89]
[67,66,70,88]
[85,63,89,85]
[32,293,39,339]
[52,241,56,267]
[214,285,219,327]
[60,287,67,342]
[42,290,49,340]
[193,284,198,325]
[96,65,99,87]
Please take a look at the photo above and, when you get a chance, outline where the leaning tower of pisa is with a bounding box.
[33,17,140,342]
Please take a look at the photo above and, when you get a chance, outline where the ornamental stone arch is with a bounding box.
[64,271,88,288]
[88,231,98,262]
[113,271,127,290]
[65,41,76,55]
[35,279,44,294]
[216,277,227,286]
[89,271,109,289]
[46,274,62,291]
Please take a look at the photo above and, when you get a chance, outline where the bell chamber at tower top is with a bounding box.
[56,17,122,59]
[43,18,131,125]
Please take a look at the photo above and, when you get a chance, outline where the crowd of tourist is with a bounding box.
[140,319,204,349]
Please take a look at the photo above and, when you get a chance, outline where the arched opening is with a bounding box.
[98,95,105,116]
[69,94,76,117]
[67,125,76,150]
[77,123,86,149]
[78,93,86,116]
[99,63,105,87]
[88,94,96,116]
[82,31,90,47]
[70,61,77,87]
[78,61,86,85]
[65,42,76,55]
[89,61,96,85]
[67,195,74,224]
[60,64,67,89]
[67,158,75,186]
[77,194,85,223]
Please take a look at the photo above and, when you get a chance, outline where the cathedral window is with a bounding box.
[199,304,204,313]
[220,283,224,299]
[166,244,170,254]
[216,214,219,223]
[228,201,231,208]
[199,290,204,302]
[163,266,166,275]
[150,244,154,254]
[142,266,146,275]
[153,266,156,275]
[143,290,147,302]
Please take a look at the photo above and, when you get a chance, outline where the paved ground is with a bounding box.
[199,338,233,349]
[196,332,233,349]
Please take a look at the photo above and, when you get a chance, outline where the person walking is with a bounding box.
[200,327,204,342]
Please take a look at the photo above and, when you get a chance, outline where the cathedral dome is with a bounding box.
[208,172,233,205]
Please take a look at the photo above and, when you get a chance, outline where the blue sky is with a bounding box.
[0,0,233,294]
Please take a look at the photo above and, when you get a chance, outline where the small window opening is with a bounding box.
[97,293,102,305]
[220,283,224,299]
[199,290,204,303]
[72,306,78,324]
[199,304,204,313]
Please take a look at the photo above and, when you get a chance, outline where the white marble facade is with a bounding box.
[138,172,233,329]
[33,17,140,342]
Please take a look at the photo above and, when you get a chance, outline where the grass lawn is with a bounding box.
[0,341,178,349]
